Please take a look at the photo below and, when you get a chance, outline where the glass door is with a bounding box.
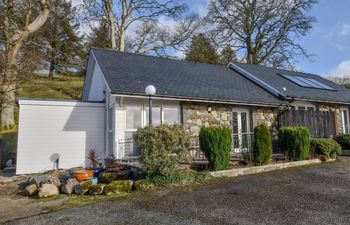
[232,109,250,153]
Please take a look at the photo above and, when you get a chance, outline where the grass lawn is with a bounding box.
[18,74,84,100]
[0,74,84,158]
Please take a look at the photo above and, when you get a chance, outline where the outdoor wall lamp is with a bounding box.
[145,85,156,125]
[207,105,212,113]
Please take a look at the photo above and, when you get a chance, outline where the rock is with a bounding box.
[99,171,129,184]
[88,184,105,195]
[28,175,60,187]
[50,170,60,178]
[133,180,155,192]
[74,180,93,195]
[38,184,59,198]
[61,178,79,194]
[73,184,84,195]
[104,180,133,195]
[0,176,13,185]
[25,184,38,196]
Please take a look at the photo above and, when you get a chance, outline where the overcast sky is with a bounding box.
[72,0,350,77]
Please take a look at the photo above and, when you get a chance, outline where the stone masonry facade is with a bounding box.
[182,102,279,147]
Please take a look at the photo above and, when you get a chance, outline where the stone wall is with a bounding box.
[251,108,279,136]
[182,102,278,146]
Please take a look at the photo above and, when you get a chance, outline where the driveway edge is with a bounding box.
[209,158,336,178]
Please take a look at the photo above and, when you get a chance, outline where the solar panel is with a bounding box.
[280,74,335,91]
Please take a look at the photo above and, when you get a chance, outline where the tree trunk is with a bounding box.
[49,59,54,79]
[1,83,15,130]
[104,0,116,49]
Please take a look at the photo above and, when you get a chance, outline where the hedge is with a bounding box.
[279,126,310,161]
[335,134,350,149]
[310,138,342,159]
[253,124,272,165]
[199,126,232,171]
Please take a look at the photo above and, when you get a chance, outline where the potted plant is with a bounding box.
[87,149,104,177]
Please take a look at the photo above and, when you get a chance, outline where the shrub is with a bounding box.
[335,134,350,149]
[134,124,190,176]
[310,138,342,159]
[199,126,232,171]
[279,126,310,161]
[253,124,272,165]
[145,172,211,187]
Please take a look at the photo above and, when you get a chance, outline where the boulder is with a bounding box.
[25,184,38,196]
[28,175,61,187]
[99,171,129,184]
[74,180,93,195]
[0,176,13,185]
[104,180,133,195]
[61,178,79,194]
[38,184,59,198]
[88,184,105,195]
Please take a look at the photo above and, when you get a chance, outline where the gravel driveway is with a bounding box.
[5,158,350,225]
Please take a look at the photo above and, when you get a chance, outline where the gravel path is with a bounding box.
[5,158,350,225]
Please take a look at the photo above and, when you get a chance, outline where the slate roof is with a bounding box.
[90,48,285,106]
[233,62,350,104]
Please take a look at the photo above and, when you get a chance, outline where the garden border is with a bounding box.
[209,158,336,178]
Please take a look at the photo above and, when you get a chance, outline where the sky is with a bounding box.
[72,0,350,77]
[186,0,350,77]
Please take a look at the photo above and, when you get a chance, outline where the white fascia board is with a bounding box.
[18,99,105,108]
[91,51,112,94]
[111,93,286,108]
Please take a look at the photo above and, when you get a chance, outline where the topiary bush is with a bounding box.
[310,138,342,159]
[278,126,310,161]
[335,134,350,149]
[134,124,190,176]
[253,123,272,165]
[199,126,232,171]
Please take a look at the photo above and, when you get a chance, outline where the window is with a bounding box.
[126,106,142,130]
[145,106,161,126]
[280,74,335,91]
[341,108,349,134]
[163,108,179,124]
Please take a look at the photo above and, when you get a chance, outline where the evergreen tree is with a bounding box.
[38,0,83,79]
[220,46,237,65]
[185,33,221,65]
[86,21,113,49]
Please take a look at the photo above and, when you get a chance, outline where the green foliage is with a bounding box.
[133,179,155,192]
[279,126,310,161]
[335,134,350,149]
[39,0,85,76]
[220,46,237,65]
[185,33,221,65]
[145,172,211,187]
[311,138,342,159]
[133,124,190,176]
[199,126,232,171]
[253,124,272,165]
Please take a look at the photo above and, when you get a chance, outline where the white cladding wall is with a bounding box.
[87,61,107,101]
[16,100,105,174]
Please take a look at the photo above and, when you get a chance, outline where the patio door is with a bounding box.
[232,109,251,153]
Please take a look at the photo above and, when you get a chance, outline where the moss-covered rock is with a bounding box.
[133,180,155,192]
[76,180,92,195]
[99,171,129,184]
[88,184,105,195]
[104,180,133,195]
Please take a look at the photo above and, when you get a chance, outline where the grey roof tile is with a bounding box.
[91,48,285,106]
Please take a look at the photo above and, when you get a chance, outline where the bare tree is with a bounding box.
[82,0,201,55]
[0,0,51,129]
[207,0,317,68]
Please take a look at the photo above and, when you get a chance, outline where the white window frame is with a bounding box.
[340,107,350,134]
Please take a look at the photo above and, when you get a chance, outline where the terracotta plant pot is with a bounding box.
[74,170,94,182]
